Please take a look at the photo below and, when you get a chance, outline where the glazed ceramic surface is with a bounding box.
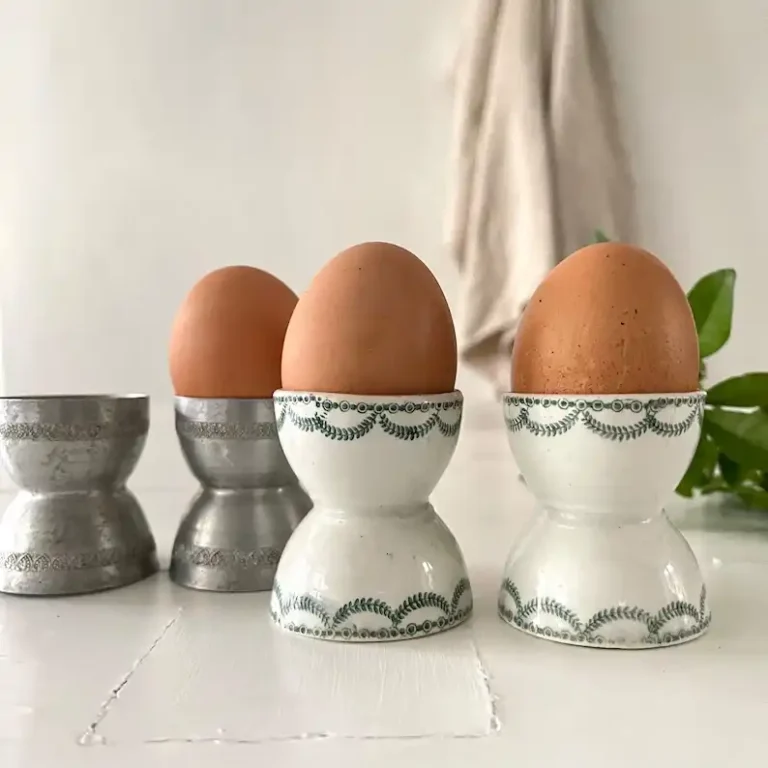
[0,395,158,595]
[170,397,312,592]
[270,390,472,641]
[498,392,710,649]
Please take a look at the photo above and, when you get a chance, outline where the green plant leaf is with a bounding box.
[676,433,718,497]
[717,452,741,486]
[699,478,730,495]
[707,373,768,407]
[704,407,768,470]
[699,359,707,385]
[592,229,610,243]
[735,485,768,510]
[745,467,764,485]
[686,268,736,358]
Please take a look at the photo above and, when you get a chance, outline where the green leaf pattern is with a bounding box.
[686,268,736,359]
[274,394,462,443]
[504,395,704,441]
[707,373,768,408]
[271,577,473,640]
[498,579,710,646]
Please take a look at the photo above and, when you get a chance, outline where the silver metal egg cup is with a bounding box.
[170,397,312,592]
[0,395,158,596]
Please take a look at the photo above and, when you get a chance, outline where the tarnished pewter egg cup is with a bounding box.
[0,394,158,596]
[269,390,472,643]
[170,397,312,592]
[498,392,710,650]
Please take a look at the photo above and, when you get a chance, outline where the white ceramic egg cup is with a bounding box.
[269,390,472,642]
[498,392,710,650]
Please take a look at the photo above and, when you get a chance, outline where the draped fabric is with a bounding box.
[444,0,635,394]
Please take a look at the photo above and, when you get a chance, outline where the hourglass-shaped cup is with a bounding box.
[170,397,312,592]
[269,390,473,642]
[0,394,158,595]
[497,391,710,649]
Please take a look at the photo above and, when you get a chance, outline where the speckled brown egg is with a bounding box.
[511,242,700,394]
[169,266,298,398]
[281,242,457,395]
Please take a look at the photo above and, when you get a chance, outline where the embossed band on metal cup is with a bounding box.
[170,397,312,593]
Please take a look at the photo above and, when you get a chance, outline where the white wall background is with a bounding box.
[0,0,473,401]
[0,0,766,485]
[598,0,768,384]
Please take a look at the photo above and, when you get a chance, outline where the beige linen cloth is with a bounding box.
[444,0,635,394]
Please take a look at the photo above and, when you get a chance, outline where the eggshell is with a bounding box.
[511,242,700,394]
[169,266,298,398]
[281,242,457,395]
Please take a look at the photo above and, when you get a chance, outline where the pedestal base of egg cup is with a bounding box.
[498,392,710,650]
[0,395,158,596]
[170,397,312,592]
[269,390,472,642]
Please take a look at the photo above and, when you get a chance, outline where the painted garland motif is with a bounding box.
[271,577,473,640]
[503,395,705,441]
[273,394,462,442]
[498,579,711,646]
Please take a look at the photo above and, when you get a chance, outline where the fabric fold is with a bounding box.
[445,0,635,395]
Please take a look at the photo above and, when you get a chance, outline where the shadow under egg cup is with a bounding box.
[269,390,473,642]
[0,395,158,596]
[170,397,312,592]
[498,392,710,649]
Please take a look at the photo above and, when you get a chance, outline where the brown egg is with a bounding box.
[511,242,700,394]
[281,242,457,395]
[169,266,298,398]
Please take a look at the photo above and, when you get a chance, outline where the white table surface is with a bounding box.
[1,404,767,768]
